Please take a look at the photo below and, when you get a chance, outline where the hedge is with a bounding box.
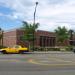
[33,46,74,51]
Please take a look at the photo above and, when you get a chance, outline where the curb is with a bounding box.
[24,51,73,54]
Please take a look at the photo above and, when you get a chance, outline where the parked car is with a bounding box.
[0,45,28,54]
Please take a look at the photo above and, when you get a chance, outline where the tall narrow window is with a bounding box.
[40,36,42,46]
[43,36,46,47]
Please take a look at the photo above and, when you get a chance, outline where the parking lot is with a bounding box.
[0,51,75,75]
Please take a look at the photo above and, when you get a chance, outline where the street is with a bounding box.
[0,52,75,75]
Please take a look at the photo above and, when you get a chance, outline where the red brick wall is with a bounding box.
[35,30,56,47]
[16,29,28,47]
[14,30,56,47]
[3,30,17,47]
[3,29,71,47]
[2,30,57,47]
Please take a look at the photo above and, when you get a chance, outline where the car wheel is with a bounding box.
[19,50,23,54]
[2,50,7,54]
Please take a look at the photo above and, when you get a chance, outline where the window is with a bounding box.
[40,36,56,47]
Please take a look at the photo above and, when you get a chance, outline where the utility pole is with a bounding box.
[33,2,38,51]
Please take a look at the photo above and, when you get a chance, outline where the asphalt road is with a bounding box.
[0,52,75,75]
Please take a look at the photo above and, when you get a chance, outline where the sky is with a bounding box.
[0,0,75,31]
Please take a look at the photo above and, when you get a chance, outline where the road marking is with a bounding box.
[48,57,73,63]
[0,59,29,64]
[0,59,19,62]
[28,59,75,66]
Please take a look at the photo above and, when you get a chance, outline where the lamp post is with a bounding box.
[0,28,3,47]
[34,2,38,25]
[69,30,73,45]
[33,2,38,51]
[69,29,74,51]
[2,30,3,47]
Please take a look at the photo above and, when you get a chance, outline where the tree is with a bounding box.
[0,28,3,46]
[21,21,39,51]
[55,26,69,45]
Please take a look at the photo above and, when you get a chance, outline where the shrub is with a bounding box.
[34,47,60,51]
[65,46,74,51]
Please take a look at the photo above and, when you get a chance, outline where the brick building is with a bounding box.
[2,29,73,47]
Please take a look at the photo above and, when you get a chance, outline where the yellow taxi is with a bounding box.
[0,45,29,54]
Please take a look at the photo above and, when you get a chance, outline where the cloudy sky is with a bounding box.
[0,0,75,31]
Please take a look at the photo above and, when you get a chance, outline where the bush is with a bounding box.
[59,46,74,51]
[33,46,74,51]
[65,46,74,51]
[34,47,60,51]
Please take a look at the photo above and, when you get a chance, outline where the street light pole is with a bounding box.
[34,2,38,25]
[0,28,3,47]
[2,30,3,47]
[33,2,38,51]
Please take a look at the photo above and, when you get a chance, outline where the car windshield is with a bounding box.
[13,45,20,48]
